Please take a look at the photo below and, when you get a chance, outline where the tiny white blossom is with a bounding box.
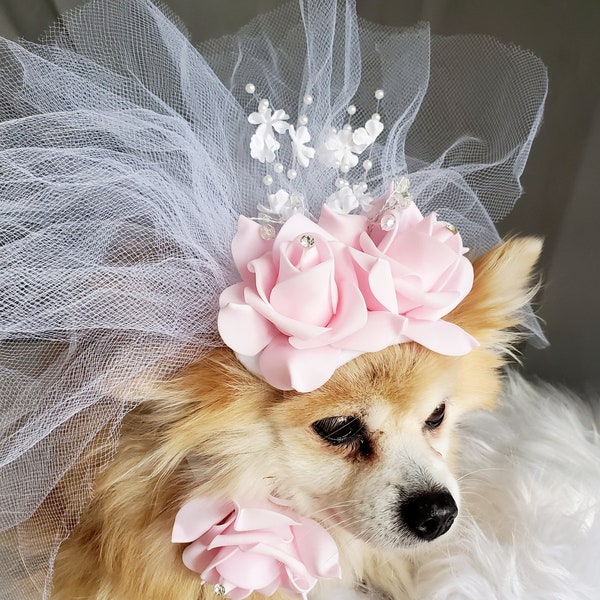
[352,183,374,211]
[318,129,358,170]
[288,125,315,168]
[257,189,304,221]
[325,185,360,214]
[248,107,290,163]
[352,118,384,153]
[250,132,279,163]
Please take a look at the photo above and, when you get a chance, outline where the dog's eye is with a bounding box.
[312,416,363,445]
[424,403,446,430]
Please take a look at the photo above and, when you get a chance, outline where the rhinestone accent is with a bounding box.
[445,223,458,235]
[300,234,315,248]
[380,213,396,231]
[259,224,276,240]
[213,583,226,596]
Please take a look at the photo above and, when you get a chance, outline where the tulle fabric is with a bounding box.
[0,0,547,597]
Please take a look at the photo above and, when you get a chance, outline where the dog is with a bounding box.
[49,236,542,599]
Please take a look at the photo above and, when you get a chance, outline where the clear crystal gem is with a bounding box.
[259,224,276,240]
[399,192,412,208]
[300,234,315,248]
[380,213,396,231]
[213,583,226,596]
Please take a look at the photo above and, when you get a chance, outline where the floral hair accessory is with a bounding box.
[218,87,480,392]
[172,496,341,599]
[218,178,478,392]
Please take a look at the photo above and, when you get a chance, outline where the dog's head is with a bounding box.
[169,237,541,551]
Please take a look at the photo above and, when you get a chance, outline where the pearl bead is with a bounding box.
[357,182,368,192]
[273,162,284,174]
[380,213,396,231]
[374,89,384,100]
[335,177,348,188]
[298,114,308,126]
[287,169,297,180]
[343,123,352,131]
[339,163,350,174]
[347,104,357,115]
[258,98,269,111]
[245,83,255,94]
[371,113,381,121]
[363,159,373,171]
[262,174,273,186]
[303,94,313,105]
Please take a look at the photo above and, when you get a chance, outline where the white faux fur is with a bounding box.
[314,371,600,599]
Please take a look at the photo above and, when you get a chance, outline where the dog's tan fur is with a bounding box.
[50,237,542,600]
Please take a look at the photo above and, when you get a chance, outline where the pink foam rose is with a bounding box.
[345,203,478,355]
[172,496,341,600]
[218,212,369,391]
[218,198,478,393]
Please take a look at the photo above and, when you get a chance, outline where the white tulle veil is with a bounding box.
[0,0,547,596]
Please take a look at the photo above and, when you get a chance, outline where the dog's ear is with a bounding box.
[449,237,543,350]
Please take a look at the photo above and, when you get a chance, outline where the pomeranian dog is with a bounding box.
[49,237,541,600]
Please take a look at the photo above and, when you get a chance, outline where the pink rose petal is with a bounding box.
[172,497,234,543]
[232,216,274,283]
[403,319,479,355]
[258,339,341,392]
[218,284,277,356]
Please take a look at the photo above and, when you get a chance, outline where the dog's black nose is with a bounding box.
[400,491,458,541]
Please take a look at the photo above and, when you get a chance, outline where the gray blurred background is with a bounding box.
[2,0,598,393]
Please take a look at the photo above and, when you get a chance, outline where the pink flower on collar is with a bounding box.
[172,496,340,600]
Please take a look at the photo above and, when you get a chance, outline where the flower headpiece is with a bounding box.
[218,89,478,392]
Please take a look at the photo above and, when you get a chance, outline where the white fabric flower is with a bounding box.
[248,107,290,163]
[258,189,304,221]
[288,125,315,168]
[318,129,358,170]
[352,118,384,153]
[353,183,374,211]
[325,185,360,214]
